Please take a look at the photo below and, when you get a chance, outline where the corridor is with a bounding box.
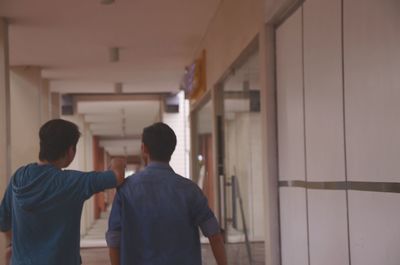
[81,244,265,265]
[1,0,400,264]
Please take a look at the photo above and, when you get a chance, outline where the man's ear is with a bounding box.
[141,143,149,156]
[67,146,76,160]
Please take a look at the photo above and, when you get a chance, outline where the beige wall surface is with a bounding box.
[0,18,10,265]
[162,92,190,178]
[62,114,96,236]
[194,0,264,91]
[225,112,265,241]
[10,67,45,172]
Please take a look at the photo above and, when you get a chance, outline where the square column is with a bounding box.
[0,17,11,264]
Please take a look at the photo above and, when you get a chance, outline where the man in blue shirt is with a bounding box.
[106,122,227,265]
[0,119,126,265]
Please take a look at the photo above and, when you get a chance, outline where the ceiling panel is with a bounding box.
[0,0,220,93]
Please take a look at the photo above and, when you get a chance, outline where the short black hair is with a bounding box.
[142,122,177,162]
[39,119,81,162]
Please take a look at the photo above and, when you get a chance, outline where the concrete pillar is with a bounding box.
[0,17,11,264]
[162,92,190,178]
[51,92,60,119]
[40,79,51,124]
[93,136,106,219]
[10,67,43,172]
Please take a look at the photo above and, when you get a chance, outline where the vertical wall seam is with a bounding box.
[341,0,352,264]
[301,5,312,265]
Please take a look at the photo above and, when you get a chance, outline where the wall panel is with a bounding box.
[276,8,305,181]
[303,0,345,182]
[308,190,349,265]
[279,188,309,265]
[344,0,400,183]
[349,191,400,265]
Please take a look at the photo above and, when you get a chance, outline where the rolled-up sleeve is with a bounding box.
[191,186,220,237]
[106,191,122,248]
[199,216,220,237]
[0,183,12,232]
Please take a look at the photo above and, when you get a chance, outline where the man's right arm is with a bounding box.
[67,158,126,201]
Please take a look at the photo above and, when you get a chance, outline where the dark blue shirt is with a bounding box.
[106,162,220,265]
[0,163,117,265]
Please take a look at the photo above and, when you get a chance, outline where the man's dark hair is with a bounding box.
[39,119,81,162]
[142,122,177,162]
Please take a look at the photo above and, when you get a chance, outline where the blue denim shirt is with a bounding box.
[0,163,117,265]
[106,162,220,265]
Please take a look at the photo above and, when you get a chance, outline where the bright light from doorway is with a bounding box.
[125,170,135,178]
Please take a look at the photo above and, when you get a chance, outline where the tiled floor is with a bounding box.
[81,210,265,265]
[81,242,265,265]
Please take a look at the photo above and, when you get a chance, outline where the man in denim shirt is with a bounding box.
[106,122,227,265]
[0,119,126,265]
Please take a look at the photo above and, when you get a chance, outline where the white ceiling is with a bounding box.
[0,0,220,93]
[0,0,220,157]
[77,100,160,156]
[100,139,142,157]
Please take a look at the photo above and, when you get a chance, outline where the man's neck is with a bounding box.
[148,160,170,166]
[38,159,65,169]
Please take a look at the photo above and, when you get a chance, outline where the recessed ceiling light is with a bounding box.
[101,0,114,5]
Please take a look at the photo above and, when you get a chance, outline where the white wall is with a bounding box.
[0,18,10,264]
[225,112,265,241]
[276,9,308,265]
[344,0,400,264]
[10,67,47,172]
[162,92,191,178]
[62,114,96,236]
[275,0,400,265]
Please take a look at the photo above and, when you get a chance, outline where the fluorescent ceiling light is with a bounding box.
[109,47,119,62]
[101,0,114,5]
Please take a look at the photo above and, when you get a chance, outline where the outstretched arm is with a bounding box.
[209,233,227,265]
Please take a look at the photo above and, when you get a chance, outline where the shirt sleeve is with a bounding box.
[191,185,221,237]
[0,182,13,232]
[65,170,117,201]
[106,191,122,248]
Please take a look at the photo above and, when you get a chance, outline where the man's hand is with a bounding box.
[110,158,126,186]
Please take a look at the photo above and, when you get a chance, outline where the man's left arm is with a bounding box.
[192,186,227,265]
[0,182,13,265]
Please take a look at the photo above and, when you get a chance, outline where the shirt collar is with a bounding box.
[147,162,174,171]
